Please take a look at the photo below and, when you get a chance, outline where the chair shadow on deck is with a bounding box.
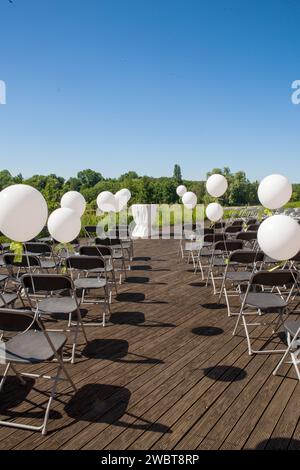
[116,292,168,305]
[202,303,227,310]
[203,365,247,382]
[82,339,163,364]
[125,277,167,286]
[131,265,152,271]
[64,383,171,433]
[189,282,206,287]
[192,326,224,336]
[0,376,62,421]
[125,276,150,284]
[255,438,300,450]
[110,311,175,328]
[133,257,151,262]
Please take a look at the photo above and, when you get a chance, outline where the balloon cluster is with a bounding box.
[0,185,86,244]
[97,188,131,213]
[176,185,197,209]
[257,174,300,261]
[205,174,228,222]
[48,191,86,243]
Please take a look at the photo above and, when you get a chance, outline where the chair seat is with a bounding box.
[185,242,202,252]
[212,258,228,267]
[201,249,222,257]
[0,274,8,284]
[0,293,18,308]
[226,271,252,282]
[40,260,58,269]
[37,297,78,314]
[38,237,53,244]
[0,330,66,364]
[121,242,132,249]
[284,319,300,337]
[112,245,122,251]
[88,264,113,273]
[74,278,106,289]
[243,292,287,310]
[264,256,278,264]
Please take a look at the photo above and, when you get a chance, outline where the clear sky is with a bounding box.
[0,0,299,182]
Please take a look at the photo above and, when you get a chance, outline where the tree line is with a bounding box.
[0,166,299,213]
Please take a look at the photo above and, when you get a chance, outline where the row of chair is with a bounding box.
[181,221,300,381]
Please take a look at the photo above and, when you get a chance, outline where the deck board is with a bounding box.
[0,238,299,450]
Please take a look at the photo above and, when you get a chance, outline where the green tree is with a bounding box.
[0,170,14,190]
[65,177,82,191]
[173,164,182,184]
[77,169,103,187]
[119,171,139,180]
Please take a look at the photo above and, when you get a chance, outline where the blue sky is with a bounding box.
[0,0,299,181]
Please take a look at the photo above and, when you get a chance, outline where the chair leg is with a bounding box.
[224,288,232,317]
[242,316,253,355]
[232,308,243,336]
[41,365,62,435]
[0,363,10,392]
[291,352,300,381]
[112,270,118,294]
[273,343,293,377]
[76,308,88,343]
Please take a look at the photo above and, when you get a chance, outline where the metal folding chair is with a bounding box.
[233,270,297,355]
[0,307,76,435]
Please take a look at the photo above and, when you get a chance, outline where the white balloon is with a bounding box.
[258,215,300,261]
[115,188,131,211]
[206,202,224,222]
[182,191,197,209]
[97,191,117,213]
[258,174,292,210]
[0,184,48,242]
[206,174,228,198]
[116,188,131,202]
[61,191,86,217]
[176,185,187,197]
[48,207,81,243]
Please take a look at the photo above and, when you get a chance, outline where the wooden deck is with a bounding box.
[1,238,300,450]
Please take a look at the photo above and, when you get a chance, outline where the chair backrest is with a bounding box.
[53,238,79,245]
[232,220,244,226]
[214,240,244,252]
[204,233,227,243]
[22,273,73,292]
[95,237,122,246]
[0,308,37,333]
[248,224,260,232]
[236,231,257,241]
[3,253,41,268]
[225,225,243,233]
[84,225,97,234]
[95,237,111,246]
[251,270,297,287]
[66,255,105,270]
[229,249,264,264]
[247,218,258,225]
[203,228,214,235]
[24,242,52,255]
[79,245,109,257]
[214,222,226,229]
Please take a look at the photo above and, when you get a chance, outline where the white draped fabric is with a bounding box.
[131,204,157,238]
